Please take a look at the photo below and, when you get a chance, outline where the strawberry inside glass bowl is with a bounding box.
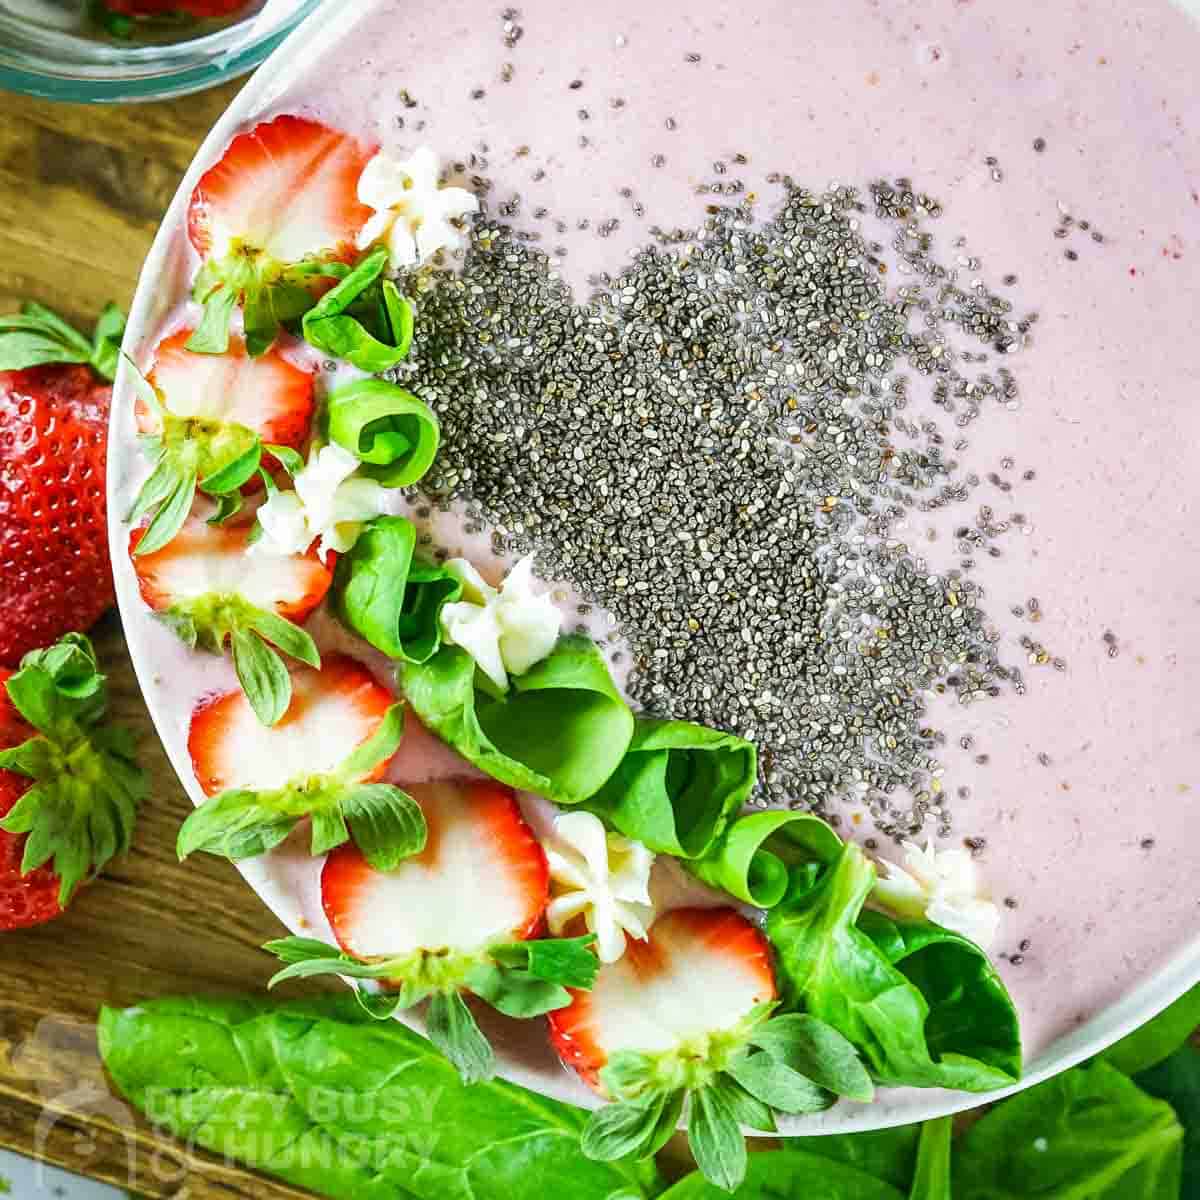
[0,0,323,102]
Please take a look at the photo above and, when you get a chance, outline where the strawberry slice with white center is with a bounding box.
[554,907,874,1192]
[549,907,777,1090]
[127,330,316,563]
[187,115,376,357]
[139,329,315,450]
[264,779,599,1084]
[322,779,548,959]
[179,653,420,879]
[187,654,394,797]
[130,515,331,729]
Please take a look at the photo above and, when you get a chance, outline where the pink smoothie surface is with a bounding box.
[126,0,1200,1069]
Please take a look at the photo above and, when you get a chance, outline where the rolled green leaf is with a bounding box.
[302,247,415,372]
[327,379,439,487]
[584,719,756,860]
[401,638,634,806]
[685,809,843,908]
[334,516,463,663]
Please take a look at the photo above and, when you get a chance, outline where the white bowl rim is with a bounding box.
[107,0,1200,1136]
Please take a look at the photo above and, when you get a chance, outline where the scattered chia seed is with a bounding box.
[1033,137,1046,152]
[569,78,583,90]
[1065,249,1079,261]
[1019,938,1032,952]
[1141,837,1156,850]
[1004,896,1019,909]
[685,52,702,63]
[398,176,1037,829]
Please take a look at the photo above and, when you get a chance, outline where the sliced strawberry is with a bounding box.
[189,115,374,269]
[126,331,316,563]
[139,329,314,451]
[188,654,395,797]
[130,516,332,625]
[323,779,548,960]
[548,907,777,1090]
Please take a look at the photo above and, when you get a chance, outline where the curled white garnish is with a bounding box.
[251,444,387,562]
[439,555,562,691]
[356,146,480,269]
[873,837,1001,949]
[545,811,655,964]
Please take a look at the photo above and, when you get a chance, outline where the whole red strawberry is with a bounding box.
[0,303,125,669]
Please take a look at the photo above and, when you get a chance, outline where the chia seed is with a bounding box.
[397,176,1036,829]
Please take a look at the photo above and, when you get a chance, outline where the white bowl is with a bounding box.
[108,0,1200,1133]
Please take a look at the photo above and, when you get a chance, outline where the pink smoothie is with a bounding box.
[119,0,1200,1087]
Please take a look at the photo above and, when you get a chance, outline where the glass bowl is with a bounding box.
[0,0,324,102]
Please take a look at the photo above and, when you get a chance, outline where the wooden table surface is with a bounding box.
[0,83,335,1200]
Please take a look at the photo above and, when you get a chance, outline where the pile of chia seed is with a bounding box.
[395,179,1038,838]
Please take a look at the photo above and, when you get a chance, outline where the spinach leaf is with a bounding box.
[334,516,464,663]
[909,1117,952,1200]
[327,379,439,487]
[583,720,755,860]
[302,247,415,372]
[1136,1044,1200,1197]
[100,994,659,1200]
[1104,984,1200,1076]
[953,1059,1182,1198]
[686,810,843,909]
[766,842,1021,1091]
[657,1152,906,1199]
[858,910,1021,1087]
[401,638,634,805]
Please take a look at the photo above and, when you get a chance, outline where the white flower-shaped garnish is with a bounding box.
[873,838,1001,949]
[439,555,562,691]
[545,811,655,964]
[251,444,387,562]
[356,147,480,269]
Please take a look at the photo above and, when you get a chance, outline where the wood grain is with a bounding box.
[0,84,338,1199]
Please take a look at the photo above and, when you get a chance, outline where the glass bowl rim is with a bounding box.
[0,0,324,103]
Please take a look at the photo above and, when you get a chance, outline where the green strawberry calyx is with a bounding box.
[0,634,146,907]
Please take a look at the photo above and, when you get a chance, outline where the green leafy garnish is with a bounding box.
[766,841,1022,1092]
[302,247,415,372]
[401,638,635,806]
[177,703,425,867]
[581,1008,873,1193]
[334,516,464,663]
[583,719,756,860]
[0,635,145,906]
[685,809,844,908]
[126,362,265,556]
[264,932,599,1083]
[98,993,659,1200]
[188,255,348,358]
[0,301,125,382]
[157,593,320,728]
[327,379,440,487]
